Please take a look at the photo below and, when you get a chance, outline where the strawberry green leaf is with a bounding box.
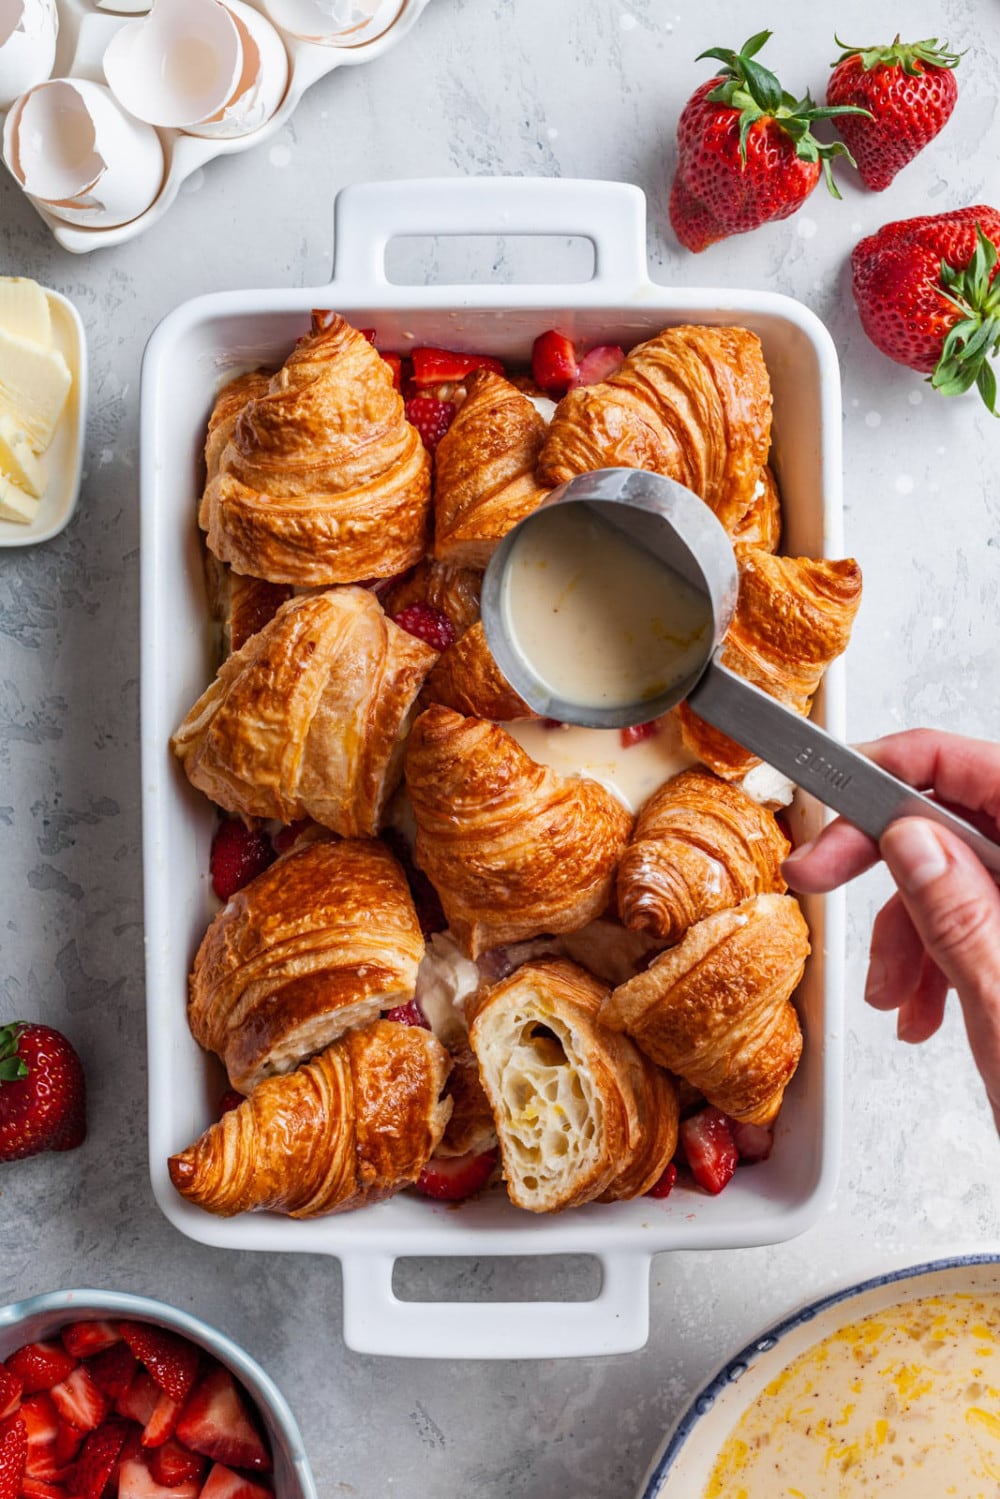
[930,224,1000,413]
[0,1023,28,1080]
[831,33,963,76]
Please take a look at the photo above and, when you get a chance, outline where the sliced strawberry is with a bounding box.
[16,1393,59,1480]
[115,1372,161,1428]
[531,330,579,396]
[644,1162,678,1199]
[117,1454,201,1498]
[571,343,625,386]
[620,721,659,749]
[141,1388,181,1449]
[69,1419,129,1499]
[53,1418,83,1466]
[49,1366,109,1434]
[410,347,505,386]
[384,999,430,1028]
[209,820,275,902]
[19,1478,66,1499]
[731,1119,774,1163]
[0,1364,22,1421]
[6,1343,77,1395]
[391,602,456,653]
[358,328,376,343]
[84,1343,137,1402]
[60,1322,121,1360]
[119,1325,199,1407]
[404,396,455,453]
[174,1367,270,1473]
[381,351,403,389]
[148,1437,206,1489]
[271,818,313,854]
[0,1414,26,1499]
[414,1148,498,1202]
[680,1107,739,1195]
[217,1089,245,1119]
[199,1463,274,1499]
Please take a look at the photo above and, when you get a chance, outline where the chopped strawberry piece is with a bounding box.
[410,347,505,386]
[60,1322,121,1360]
[541,717,566,730]
[415,1148,498,1202]
[0,1364,22,1421]
[49,1366,109,1433]
[571,343,625,386]
[217,1089,245,1119]
[6,1343,77,1394]
[358,328,376,343]
[381,351,403,389]
[731,1119,774,1163]
[271,818,313,854]
[70,1418,129,1499]
[620,721,659,748]
[404,396,455,453]
[209,820,275,902]
[119,1324,199,1407]
[53,1418,83,1466]
[391,602,456,653]
[117,1454,201,1498]
[148,1437,206,1489]
[16,1393,59,1480]
[19,1478,66,1499]
[142,1388,181,1448]
[199,1462,274,1499]
[384,999,430,1028]
[680,1107,739,1195]
[115,1371,161,1428]
[645,1162,678,1199]
[531,330,579,396]
[175,1367,271,1473]
[0,1414,26,1499]
[85,1342,137,1401]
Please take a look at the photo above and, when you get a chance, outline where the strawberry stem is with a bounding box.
[698,32,871,194]
[0,1023,28,1082]
[931,225,1000,415]
[832,34,963,75]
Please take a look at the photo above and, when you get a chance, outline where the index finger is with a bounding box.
[855,729,1000,827]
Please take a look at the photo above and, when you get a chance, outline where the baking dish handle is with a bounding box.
[330,177,649,294]
[339,1249,651,1359]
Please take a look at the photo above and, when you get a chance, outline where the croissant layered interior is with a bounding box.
[168,314,860,1220]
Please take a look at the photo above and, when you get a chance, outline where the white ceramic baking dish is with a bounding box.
[140,176,847,1360]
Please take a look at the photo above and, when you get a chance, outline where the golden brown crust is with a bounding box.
[730,464,781,552]
[188,836,425,1092]
[167,1020,452,1218]
[616,767,790,944]
[171,587,437,834]
[678,548,863,779]
[199,316,432,585]
[433,369,550,568]
[421,620,539,721]
[384,559,483,640]
[600,893,809,1125]
[204,369,274,486]
[538,326,772,533]
[405,706,633,958]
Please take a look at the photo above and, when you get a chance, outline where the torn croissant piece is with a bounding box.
[433,369,551,568]
[600,893,809,1126]
[469,959,678,1211]
[188,836,425,1093]
[616,767,790,945]
[199,315,431,586]
[168,1020,452,1218]
[384,558,483,640]
[731,464,782,553]
[538,325,772,533]
[678,548,863,780]
[171,586,437,834]
[421,621,539,722]
[406,706,633,958]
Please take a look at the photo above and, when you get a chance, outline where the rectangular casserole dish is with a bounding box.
[140,176,846,1360]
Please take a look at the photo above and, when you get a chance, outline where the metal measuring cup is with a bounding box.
[481,467,1000,874]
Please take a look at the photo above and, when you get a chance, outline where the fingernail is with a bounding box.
[782,839,814,868]
[865,956,887,1003]
[882,820,948,894]
[898,1013,922,1044]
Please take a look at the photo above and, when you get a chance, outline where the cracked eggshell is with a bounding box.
[0,0,57,111]
[260,0,400,46]
[2,78,164,228]
[103,0,287,139]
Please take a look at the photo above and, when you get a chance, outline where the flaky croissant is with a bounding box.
[204,552,294,655]
[731,465,781,553]
[188,836,425,1092]
[469,959,678,1211]
[538,325,771,533]
[168,1019,451,1218]
[405,706,633,958]
[199,315,431,586]
[421,621,539,721]
[677,547,862,779]
[433,369,550,567]
[203,368,273,487]
[600,893,809,1125]
[171,586,437,834]
[616,767,789,944]
[384,558,483,640]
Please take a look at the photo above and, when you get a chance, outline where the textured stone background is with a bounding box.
[2,1,999,1495]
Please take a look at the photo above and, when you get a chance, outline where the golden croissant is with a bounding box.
[469,958,678,1211]
[616,767,790,944]
[171,586,437,834]
[384,558,483,640]
[203,368,272,487]
[421,620,539,721]
[433,369,550,567]
[188,836,425,1092]
[199,315,431,586]
[600,893,809,1126]
[168,1019,452,1218]
[678,547,863,779]
[537,325,772,533]
[405,705,633,957]
[204,552,295,655]
[731,465,781,553]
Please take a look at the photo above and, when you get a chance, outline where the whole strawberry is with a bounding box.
[670,30,868,252]
[827,36,961,192]
[851,208,1000,411]
[0,1022,86,1161]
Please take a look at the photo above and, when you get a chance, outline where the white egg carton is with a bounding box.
[1,0,433,254]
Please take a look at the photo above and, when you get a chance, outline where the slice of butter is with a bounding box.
[0,328,72,454]
[0,278,52,347]
[0,472,42,525]
[0,411,45,497]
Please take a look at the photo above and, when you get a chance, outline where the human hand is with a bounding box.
[781,729,1000,1132]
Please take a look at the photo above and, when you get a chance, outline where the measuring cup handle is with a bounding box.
[688,659,1000,875]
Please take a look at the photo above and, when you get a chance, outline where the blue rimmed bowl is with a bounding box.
[637,1251,1000,1498]
[0,1288,317,1499]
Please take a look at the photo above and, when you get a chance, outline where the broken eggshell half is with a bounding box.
[259,0,403,45]
[102,0,289,139]
[2,78,164,228]
[0,0,57,111]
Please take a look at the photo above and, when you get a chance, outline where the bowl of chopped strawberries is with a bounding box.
[0,1289,317,1499]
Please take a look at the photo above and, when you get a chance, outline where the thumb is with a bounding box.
[880,817,1000,1123]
